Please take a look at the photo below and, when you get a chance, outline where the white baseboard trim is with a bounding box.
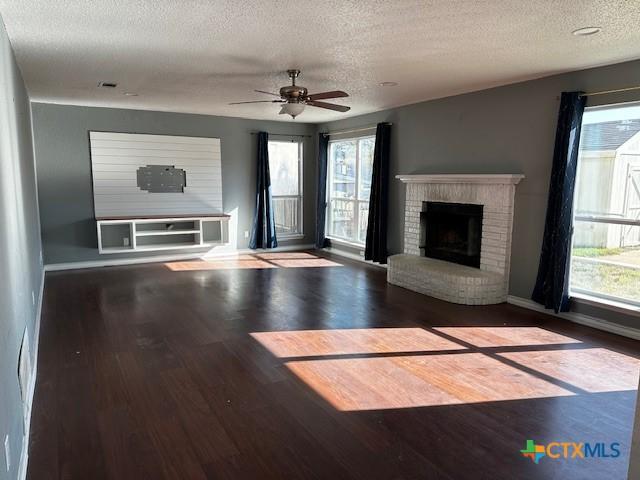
[507,295,640,341]
[322,247,388,268]
[18,268,45,480]
[44,244,316,272]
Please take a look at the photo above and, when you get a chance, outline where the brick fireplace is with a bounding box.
[388,174,524,305]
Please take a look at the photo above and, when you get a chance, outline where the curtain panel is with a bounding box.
[365,123,392,263]
[531,91,586,312]
[315,133,330,249]
[249,132,278,249]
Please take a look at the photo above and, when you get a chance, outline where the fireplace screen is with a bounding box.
[420,202,483,268]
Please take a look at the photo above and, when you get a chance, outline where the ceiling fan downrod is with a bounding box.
[287,69,300,86]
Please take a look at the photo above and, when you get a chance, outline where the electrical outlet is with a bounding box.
[4,435,9,472]
[31,291,35,306]
[123,237,130,247]
[244,231,249,239]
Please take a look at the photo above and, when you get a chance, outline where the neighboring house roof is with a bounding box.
[580,119,640,151]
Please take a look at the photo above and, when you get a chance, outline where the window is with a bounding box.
[570,103,640,307]
[269,140,303,237]
[326,136,375,244]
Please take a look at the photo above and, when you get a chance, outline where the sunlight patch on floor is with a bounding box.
[499,347,640,393]
[252,326,640,411]
[254,252,343,268]
[165,258,276,271]
[285,353,575,411]
[433,326,583,348]
[164,252,342,271]
[267,258,342,268]
[251,328,465,358]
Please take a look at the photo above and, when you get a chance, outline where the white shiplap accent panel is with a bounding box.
[92,148,216,158]
[94,179,218,187]
[92,164,219,173]
[90,132,222,217]
[94,187,218,195]
[90,140,221,152]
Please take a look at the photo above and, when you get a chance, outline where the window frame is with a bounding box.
[568,102,640,311]
[325,135,375,246]
[268,139,304,239]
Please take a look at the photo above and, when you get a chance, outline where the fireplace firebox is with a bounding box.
[419,201,483,268]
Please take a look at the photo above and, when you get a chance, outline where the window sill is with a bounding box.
[278,234,305,241]
[570,291,640,318]
[326,236,365,250]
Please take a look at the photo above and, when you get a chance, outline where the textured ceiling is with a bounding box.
[1,1,639,123]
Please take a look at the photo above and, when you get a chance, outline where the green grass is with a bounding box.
[571,258,640,301]
[572,247,625,258]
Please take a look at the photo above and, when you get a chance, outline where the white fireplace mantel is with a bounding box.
[395,174,525,185]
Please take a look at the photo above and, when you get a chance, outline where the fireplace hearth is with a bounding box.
[420,201,483,268]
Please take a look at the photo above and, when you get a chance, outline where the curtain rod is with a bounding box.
[579,85,640,97]
[250,131,311,138]
[322,122,392,137]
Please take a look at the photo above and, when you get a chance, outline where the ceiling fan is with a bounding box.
[229,69,350,119]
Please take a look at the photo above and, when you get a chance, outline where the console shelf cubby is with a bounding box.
[96,214,230,254]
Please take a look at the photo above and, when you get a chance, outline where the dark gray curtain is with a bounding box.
[249,132,278,249]
[365,123,391,263]
[532,91,586,312]
[315,133,330,249]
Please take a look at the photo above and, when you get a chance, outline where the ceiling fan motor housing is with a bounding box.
[279,85,308,102]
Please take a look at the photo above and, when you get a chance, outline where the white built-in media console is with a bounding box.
[97,215,230,254]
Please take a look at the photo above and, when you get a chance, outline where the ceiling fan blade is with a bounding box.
[306,90,349,101]
[306,100,351,112]
[229,100,283,105]
[255,89,282,97]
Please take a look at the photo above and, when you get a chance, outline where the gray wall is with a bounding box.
[318,59,640,328]
[0,16,43,480]
[630,378,640,479]
[31,103,317,264]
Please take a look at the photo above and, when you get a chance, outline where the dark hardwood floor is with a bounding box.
[27,251,640,480]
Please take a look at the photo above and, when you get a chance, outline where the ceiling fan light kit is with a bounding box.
[229,69,350,119]
[280,102,306,118]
